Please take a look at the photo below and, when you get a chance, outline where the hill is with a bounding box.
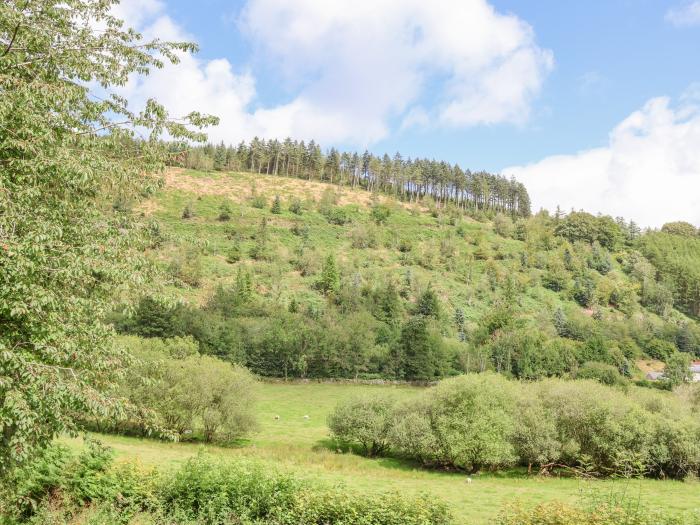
[113,167,700,383]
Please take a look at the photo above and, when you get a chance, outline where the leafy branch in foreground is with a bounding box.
[0,0,217,472]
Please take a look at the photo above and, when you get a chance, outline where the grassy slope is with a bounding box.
[64,382,699,524]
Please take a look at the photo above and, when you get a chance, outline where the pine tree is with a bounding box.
[288,297,299,313]
[416,286,440,318]
[226,241,241,263]
[213,141,226,171]
[318,254,340,295]
[271,194,282,214]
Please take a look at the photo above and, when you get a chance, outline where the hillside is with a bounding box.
[114,167,700,383]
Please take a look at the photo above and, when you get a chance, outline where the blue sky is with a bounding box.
[118,0,700,225]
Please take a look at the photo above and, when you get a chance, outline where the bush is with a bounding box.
[328,375,700,479]
[4,446,451,525]
[181,203,195,219]
[427,373,517,472]
[115,343,258,442]
[350,224,378,249]
[169,249,203,287]
[493,213,514,238]
[370,203,391,225]
[162,454,451,525]
[218,201,232,221]
[250,194,267,209]
[226,241,242,263]
[323,206,351,225]
[327,394,395,456]
[576,361,628,387]
[498,501,699,525]
[1,440,159,523]
[288,197,303,215]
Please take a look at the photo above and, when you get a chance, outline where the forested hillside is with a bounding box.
[113,166,700,385]
[171,140,531,217]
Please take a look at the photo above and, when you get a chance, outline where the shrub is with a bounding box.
[350,224,378,249]
[181,203,195,219]
[387,400,437,465]
[250,193,267,209]
[427,373,517,472]
[161,454,451,524]
[5,447,451,525]
[117,345,258,442]
[226,241,242,263]
[218,200,232,221]
[328,375,700,479]
[493,213,514,238]
[323,206,351,225]
[327,394,395,456]
[370,203,391,225]
[288,197,303,215]
[498,501,698,525]
[169,249,203,287]
[576,361,628,387]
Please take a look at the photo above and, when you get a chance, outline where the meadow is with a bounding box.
[64,381,700,524]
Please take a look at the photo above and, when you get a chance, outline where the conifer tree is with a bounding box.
[271,194,282,214]
[318,254,340,295]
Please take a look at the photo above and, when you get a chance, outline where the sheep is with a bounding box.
[274,415,280,420]
[303,415,310,420]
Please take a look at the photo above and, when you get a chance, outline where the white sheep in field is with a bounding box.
[303,415,309,420]
[274,415,280,420]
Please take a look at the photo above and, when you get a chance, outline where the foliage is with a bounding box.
[123,338,256,442]
[576,361,628,387]
[498,500,700,525]
[330,375,700,479]
[328,394,395,456]
[218,201,232,221]
[555,212,622,250]
[317,254,340,294]
[175,141,532,218]
[0,0,215,472]
[271,194,282,214]
[661,221,698,237]
[637,232,700,317]
[2,444,451,525]
[664,352,692,386]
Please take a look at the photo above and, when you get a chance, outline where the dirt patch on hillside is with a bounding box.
[636,359,665,374]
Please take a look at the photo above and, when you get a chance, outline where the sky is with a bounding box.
[114,0,700,227]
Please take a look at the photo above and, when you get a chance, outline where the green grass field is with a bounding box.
[64,381,700,524]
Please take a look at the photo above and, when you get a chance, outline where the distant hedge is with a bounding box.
[328,374,700,478]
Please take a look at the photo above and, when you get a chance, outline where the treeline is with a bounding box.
[328,374,700,479]
[169,139,532,217]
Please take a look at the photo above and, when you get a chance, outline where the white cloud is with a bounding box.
[666,1,700,27]
[114,0,552,145]
[503,94,700,227]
